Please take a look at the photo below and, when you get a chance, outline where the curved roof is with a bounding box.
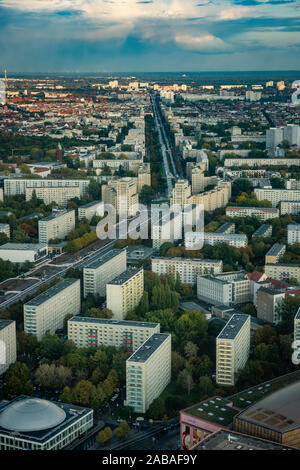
[0,398,66,432]
[237,381,300,433]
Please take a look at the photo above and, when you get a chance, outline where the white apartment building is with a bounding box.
[185,232,248,250]
[224,158,300,168]
[38,210,75,244]
[78,201,103,222]
[25,187,80,207]
[68,317,160,352]
[188,180,231,212]
[170,179,191,209]
[83,249,127,298]
[125,333,171,413]
[226,206,279,221]
[4,178,90,197]
[216,314,251,386]
[0,243,48,263]
[102,177,139,215]
[151,211,183,250]
[0,224,10,239]
[197,271,251,306]
[106,268,144,320]
[264,264,300,284]
[152,257,223,285]
[24,278,81,341]
[266,127,284,150]
[0,320,17,376]
[280,201,300,215]
[288,224,300,245]
[255,188,300,208]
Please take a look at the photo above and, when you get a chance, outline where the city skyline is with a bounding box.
[0,0,299,72]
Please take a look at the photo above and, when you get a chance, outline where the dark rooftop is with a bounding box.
[69,316,159,329]
[217,314,250,340]
[24,278,80,307]
[84,249,124,270]
[127,333,170,363]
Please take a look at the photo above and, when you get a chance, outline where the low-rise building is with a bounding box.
[25,187,80,207]
[83,249,127,298]
[215,223,235,234]
[197,272,251,306]
[0,320,16,376]
[125,333,171,413]
[68,317,160,351]
[252,224,272,238]
[280,201,300,216]
[226,206,279,221]
[185,232,247,250]
[106,268,144,320]
[0,243,48,263]
[24,278,81,341]
[264,264,300,284]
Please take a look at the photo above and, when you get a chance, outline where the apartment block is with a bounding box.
[226,206,279,221]
[0,224,10,239]
[102,177,139,215]
[152,257,222,285]
[288,224,300,245]
[265,244,286,264]
[216,314,251,386]
[0,320,17,376]
[125,333,171,413]
[252,224,272,238]
[255,188,300,208]
[83,249,127,298]
[224,158,300,169]
[256,287,285,324]
[68,317,160,351]
[4,178,90,197]
[170,179,191,208]
[294,308,300,344]
[264,264,300,284]
[197,272,251,306]
[137,163,151,192]
[106,268,144,320]
[185,232,247,250]
[280,201,300,216]
[151,211,182,250]
[78,201,103,222]
[24,278,81,340]
[38,210,75,243]
[25,187,80,207]
[188,180,231,212]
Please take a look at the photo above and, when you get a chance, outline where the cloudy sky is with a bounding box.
[0,0,299,72]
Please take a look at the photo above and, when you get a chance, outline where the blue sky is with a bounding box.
[0,0,299,72]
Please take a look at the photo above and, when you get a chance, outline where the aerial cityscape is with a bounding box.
[0,0,299,459]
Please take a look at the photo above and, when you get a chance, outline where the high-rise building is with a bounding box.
[102,177,139,215]
[216,314,250,386]
[78,201,103,222]
[38,210,75,244]
[83,249,127,298]
[24,279,81,340]
[4,178,90,197]
[0,320,16,376]
[106,268,144,320]
[68,317,160,351]
[170,179,191,208]
[125,333,171,413]
[25,187,80,206]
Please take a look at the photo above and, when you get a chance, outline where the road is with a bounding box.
[150,93,177,198]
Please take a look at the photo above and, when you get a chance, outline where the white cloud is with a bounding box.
[175,33,227,51]
[218,6,253,20]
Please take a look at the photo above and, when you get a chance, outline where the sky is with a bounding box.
[0,0,299,72]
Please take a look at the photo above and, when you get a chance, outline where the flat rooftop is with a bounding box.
[24,278,79,307]
[217,314,250,340]
[39,210,74,222]
[226,206,278,212]
[108,267,143,286]
[196,430,293,450]
[182,397,240,427]
[127,333,170,363]
[84,249,124,270]
[68,316,159,329]
[237,381,300,433]
[0,243,47,251]
[152,256,221,264]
